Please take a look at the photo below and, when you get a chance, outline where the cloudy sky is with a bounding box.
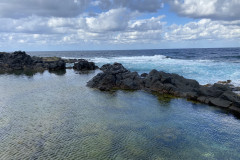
[0,0,240,51]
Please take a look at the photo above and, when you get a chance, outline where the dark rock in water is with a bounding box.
[73,59,98,71]
[100,63,128,74]
[87,63,141,91]
[144,69,200,97]
[0,51,33,70]
[0,51,66,72]
[209,98,232,108]
[141,73,148,77]
[87,63,240,114]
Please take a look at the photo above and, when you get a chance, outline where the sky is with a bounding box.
[0,0,240,51]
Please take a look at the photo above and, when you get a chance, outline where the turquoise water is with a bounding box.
[1,69,240,159]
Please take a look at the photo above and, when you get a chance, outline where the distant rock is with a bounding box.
[0,51,66,72]
[87,63,240,114]
[73,59,98,71]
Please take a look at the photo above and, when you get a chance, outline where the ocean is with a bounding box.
[1,48,240,159]
[29,48,240,86]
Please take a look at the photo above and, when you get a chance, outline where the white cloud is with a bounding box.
[165,19,240,41]
[0,0,90,18]
[0,0,164,19]
[86,8,131,32]
[0,0,239,49]
[168,0,240,21]
[130,15,165,31]
[93,0,164,12]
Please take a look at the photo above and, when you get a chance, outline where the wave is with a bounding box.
[61,54,240,86]
[90,55,214,64]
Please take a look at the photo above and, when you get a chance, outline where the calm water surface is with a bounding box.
[0,69,240,159]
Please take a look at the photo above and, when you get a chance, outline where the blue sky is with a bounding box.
[0,0,239,51]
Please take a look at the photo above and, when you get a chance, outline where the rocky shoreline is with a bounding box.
[0,51,65,72]
[87,63,240,114]
[1,51,240,115]
[0,51,98,72]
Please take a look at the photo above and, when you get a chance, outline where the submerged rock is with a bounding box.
[73,59,98,71]
[87,63,240,114]
[0,51,66,72]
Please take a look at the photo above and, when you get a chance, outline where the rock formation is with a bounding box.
[73,59,98,71]
[87,63,240,114]
[0,51,65,72]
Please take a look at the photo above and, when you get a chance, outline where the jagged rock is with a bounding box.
[87,63,141,91]
[144,69,200,97]
[73,59,98,71]
[87,63,240,114]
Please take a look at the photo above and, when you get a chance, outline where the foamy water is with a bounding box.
[87,55,240,86]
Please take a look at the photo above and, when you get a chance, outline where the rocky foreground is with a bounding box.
[87,63,240,114]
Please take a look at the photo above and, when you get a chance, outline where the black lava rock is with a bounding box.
[73,59,98,71]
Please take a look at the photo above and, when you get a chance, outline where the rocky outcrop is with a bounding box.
[0,51,66,72]
[87,63,240,114]
[87,63,142,90]
[73,59,98,71]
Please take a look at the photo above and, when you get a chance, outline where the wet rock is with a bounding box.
[87,63,240,114]
[140,73,148,77]
[143,69,200,96]
[73,59,98,71]
[209,98,232,108]
[87,63,141,91]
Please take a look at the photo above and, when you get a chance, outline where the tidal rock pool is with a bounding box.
[0,69,240,159]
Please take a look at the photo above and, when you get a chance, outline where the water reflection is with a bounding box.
[48,69,66,76]
[0,69,67,77]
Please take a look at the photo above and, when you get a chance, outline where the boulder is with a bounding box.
[87,63,141,91]
[73,59,98,71]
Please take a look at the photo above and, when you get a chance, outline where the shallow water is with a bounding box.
[1,69,240,160]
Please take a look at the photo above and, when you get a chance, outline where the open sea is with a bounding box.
[1,48,240,159]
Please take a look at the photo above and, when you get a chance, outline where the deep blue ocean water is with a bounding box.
[29,48,240,86]
[1,48,240,159]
